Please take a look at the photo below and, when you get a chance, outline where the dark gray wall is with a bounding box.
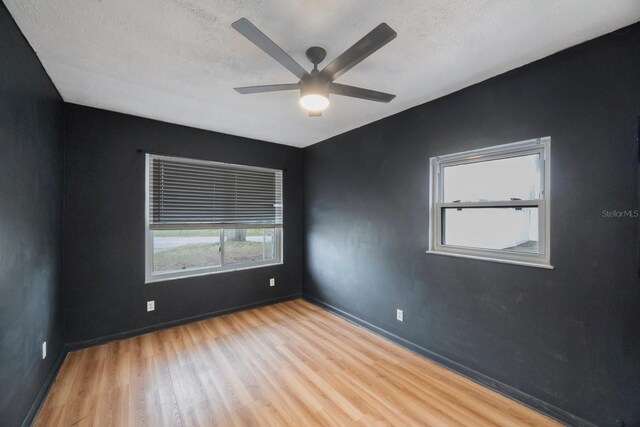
[303,24,640,426]
[63,104,304,344]
[0,2,65,427]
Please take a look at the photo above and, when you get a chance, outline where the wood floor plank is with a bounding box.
[36,299,560,426]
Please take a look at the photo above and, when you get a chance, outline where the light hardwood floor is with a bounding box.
[35,299,560,426]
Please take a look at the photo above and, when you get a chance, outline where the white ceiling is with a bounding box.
[5,1,640,148]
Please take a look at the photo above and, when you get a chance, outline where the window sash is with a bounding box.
[146,227,283,283]
[428,137,551,268]
[433,200,547,261]
[435,146,546,204]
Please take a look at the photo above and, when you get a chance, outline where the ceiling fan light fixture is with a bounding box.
[299,74,330,112]
[299,94,329,112]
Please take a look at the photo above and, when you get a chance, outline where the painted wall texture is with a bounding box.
[0,3,65,426]
[303,24,640,426]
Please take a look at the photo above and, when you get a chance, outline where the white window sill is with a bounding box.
[146,261,284,284]
[426,250,554,270]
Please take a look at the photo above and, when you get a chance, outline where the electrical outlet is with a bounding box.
[147,300,155,312]
[42,341,47,360]
[269,278,275,287]
[396,309,404,322]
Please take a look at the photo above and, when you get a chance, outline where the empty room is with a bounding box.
[1,1,639,426]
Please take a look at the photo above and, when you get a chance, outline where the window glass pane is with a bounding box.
[153,229,221,272]
[442,207,539,254]
[223,228,277,265]
[443,154,541,202]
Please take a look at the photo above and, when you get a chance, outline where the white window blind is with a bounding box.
[148,155,283,228]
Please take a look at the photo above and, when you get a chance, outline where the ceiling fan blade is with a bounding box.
[234,84,299,94]
[232,18,308,80]
[329,83,395,103]
[320,23,397,81]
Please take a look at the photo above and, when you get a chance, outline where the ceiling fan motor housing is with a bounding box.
[300,73,330,99]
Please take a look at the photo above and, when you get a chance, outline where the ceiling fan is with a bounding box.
[232,18,397,117]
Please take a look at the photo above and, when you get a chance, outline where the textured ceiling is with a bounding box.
[5,1,640,147]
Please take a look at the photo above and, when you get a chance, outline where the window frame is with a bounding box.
[428,137,552,269]
[144,155,283,283]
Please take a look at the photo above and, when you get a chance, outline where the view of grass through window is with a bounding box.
[153,228,276,273]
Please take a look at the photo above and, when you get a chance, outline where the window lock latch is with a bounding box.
[511,198,523,210]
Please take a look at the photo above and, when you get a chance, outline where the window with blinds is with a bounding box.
[145,154,283,282]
